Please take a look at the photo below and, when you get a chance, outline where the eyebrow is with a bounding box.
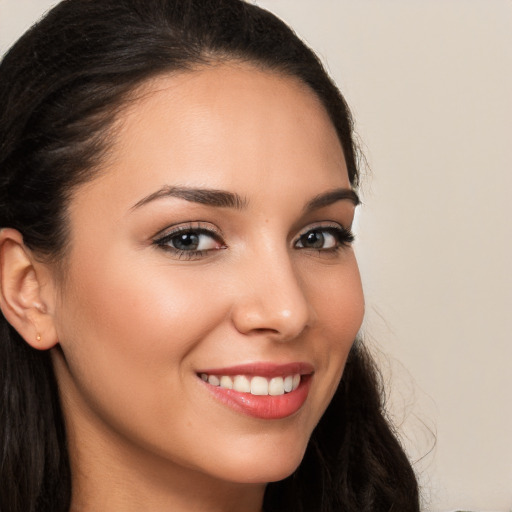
[131,186,248,211]
[304,188,360,212]
[131,185,359,212]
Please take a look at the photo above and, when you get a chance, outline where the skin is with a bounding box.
[8,64,365,511]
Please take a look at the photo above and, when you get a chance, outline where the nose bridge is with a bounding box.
[231,241,313,340]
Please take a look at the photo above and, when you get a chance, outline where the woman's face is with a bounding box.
[50,64,364,490]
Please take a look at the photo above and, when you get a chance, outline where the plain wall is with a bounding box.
[1,1,511,510]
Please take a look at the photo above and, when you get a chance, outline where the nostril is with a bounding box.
[252,327,279,334]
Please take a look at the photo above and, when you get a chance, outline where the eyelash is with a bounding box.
[153,222,225,260]
[153,222,355,260]
[295,224,355,253]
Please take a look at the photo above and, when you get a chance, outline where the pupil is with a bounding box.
[174,233,199,250]
[303,231,324,248]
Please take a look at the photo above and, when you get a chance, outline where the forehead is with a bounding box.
[76,64,349,212]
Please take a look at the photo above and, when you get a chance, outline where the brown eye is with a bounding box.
[295,226,354,251]
[170,232,202,251]
[155,227,224,254]
[299,230,328,249]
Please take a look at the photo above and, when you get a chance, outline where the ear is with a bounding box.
[0,228,58,350]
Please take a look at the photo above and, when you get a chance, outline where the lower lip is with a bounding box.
[200,376,312,420]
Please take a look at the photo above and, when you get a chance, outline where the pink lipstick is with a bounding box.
[196,362,313,420]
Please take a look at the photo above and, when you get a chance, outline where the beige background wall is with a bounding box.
[1,1,511,510]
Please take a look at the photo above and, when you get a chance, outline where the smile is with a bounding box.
[197,362,314,419]
[200,373,301,396]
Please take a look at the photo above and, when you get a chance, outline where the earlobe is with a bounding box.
[0,228,58,350]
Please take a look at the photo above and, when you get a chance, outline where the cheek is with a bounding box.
[53,249,246,474]
[307,253,364,342]
[60,249,224,348]
[54,249,228,418]
[300,252,364,414]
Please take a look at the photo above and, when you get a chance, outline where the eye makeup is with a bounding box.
[152,219,354,261]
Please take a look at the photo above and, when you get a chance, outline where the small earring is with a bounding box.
[36,333,41,342]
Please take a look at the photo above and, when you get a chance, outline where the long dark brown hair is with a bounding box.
[0,1,419,510]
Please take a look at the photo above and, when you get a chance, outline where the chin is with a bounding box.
[212,436,309,485]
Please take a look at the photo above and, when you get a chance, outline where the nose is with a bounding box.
[230,248,314,342]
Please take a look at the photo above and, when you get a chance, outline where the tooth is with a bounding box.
[250,376,269,396]
[208,375,220,386]
[233,375,251,393]
[206,373,300,395]
[269,377,285,396]
[284,375,293,393]
[219,376,233,389]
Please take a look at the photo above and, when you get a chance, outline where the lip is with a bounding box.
[196,362,314,420]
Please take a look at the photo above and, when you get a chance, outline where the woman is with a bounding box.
[0,1,419,511]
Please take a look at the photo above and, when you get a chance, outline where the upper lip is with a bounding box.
[196,362,314,378]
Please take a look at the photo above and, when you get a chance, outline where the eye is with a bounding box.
[294,225,354,251]
[165,230,218,251]
[153,224,225,259]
